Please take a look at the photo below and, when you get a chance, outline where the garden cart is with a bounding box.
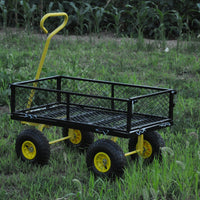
[10,12,176,178]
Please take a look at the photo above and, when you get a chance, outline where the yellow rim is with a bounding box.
[94,152,111,173]
[21,141,37,160]
[136,140,152,159]
[68,129,82,144]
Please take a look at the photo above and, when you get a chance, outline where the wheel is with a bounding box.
[128,131,165,163]
[86,139,126,177]
[63,128,94,150]
[15,128,50,165]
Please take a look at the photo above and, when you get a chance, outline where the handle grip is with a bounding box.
[40,12,68,35]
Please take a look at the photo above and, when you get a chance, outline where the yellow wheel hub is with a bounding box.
[94,152,111,173]
[137,140,152,159]
[68,129,82,144]
[21,141,37,160]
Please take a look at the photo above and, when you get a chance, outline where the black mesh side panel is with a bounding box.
[133,93,169,118]
[12,76,171,133]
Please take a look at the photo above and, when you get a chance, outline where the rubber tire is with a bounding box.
[86,139,126,178]
[15,128,50,165]
[128,131,165,164]
[63,128,94,150]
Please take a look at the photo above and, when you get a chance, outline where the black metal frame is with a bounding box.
[10,75,176,138]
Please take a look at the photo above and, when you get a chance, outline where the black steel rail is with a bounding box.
[10,75,176,138]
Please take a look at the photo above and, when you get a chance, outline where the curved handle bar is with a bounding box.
[26,12,68,109]
[35,12,68,80]
[40,12,68,36]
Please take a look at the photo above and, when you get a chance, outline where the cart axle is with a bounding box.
[49,135,72,145]
[125,134,144,157]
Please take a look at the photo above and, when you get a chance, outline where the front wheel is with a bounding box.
[86,139,126,178]
[15,128,50,165]
[128,131,165,163]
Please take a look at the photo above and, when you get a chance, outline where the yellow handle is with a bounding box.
[40,12,68,35]
[35,12,68,80]
[26,12,68,109]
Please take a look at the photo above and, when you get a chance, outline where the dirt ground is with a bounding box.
[0,105,9,114]
[0,27,182,48]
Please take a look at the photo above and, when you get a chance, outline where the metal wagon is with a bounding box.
[10,13,176,177]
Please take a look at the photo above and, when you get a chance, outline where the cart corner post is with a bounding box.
[56,76,62,103]
[127,99,134,132]
[111,84,115,110]
[126,99,136,132]
[10,84,15,114]
[169,90,176,120]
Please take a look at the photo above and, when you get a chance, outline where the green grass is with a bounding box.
[0,31,200,200]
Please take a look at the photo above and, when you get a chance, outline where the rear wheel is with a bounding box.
[86,139,126,177]
[128,131,165,163]
[15,128,50,165]
[63,128,94,150]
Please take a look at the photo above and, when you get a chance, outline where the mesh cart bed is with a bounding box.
[10,75,175,138]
